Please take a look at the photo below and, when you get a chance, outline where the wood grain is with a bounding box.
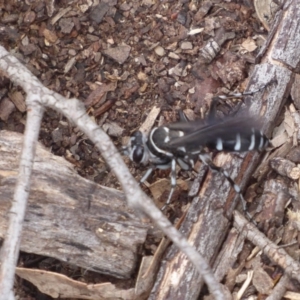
[0,130,149,279]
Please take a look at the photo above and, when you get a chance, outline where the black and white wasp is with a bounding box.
[122,99,269,212]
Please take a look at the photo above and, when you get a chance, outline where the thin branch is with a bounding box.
[0,97,44,299]
[0,46,225,299]
[234,211,300,282]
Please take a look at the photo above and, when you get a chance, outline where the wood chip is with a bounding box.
[8,91,26,113]
[103,44,131,64]
[188,28,204,35]
[43,28,58,44]
[0,98,15,121]
[241,37,257,52]
[102,121,124,137]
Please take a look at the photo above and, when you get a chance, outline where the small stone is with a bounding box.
[142,0,155,6]
[23,11,36,24]
[168,52,180,59]
[59,18,74,34]
[94,52,102,62]
[103,44,131,64]
[43,28,58,44]
[52,128,63,143]
[154,46,165,56]
[68,49,76,56]
[166,42,178,51]
[0,98,15,121]
[181,41,193,50]
[134,55,147,66]
[137,72,148,81]
[119,2,131,11]
[70,144,78,156]
[135,98,143,105]
[162,57,169,64]
[139,82,148,93]
[21,36,29,46]
[102,122,124,137]
[177,11,186,25]
[188,28,204,35]
[89,2,109,24]
[107,38,114,44]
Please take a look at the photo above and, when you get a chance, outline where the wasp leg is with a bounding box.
[140,166,155,184]
[199,154,253,221]
[161,159,177,211]
[208,80,276,121]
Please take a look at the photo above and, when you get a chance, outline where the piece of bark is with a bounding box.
[150,1,299,298]
[0,130,149,279]
[213,228,245,283]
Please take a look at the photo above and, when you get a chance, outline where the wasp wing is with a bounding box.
[167,114,267,152]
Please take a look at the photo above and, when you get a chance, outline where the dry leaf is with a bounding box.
[254,0,279,31]
[149,178,171,205]
[16,267,135,299]
[241,37,257,52]
[8,91,26,112]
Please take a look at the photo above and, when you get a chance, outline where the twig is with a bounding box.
[236,270,253,300]
[0,94,43,299]
[234,211,300,282]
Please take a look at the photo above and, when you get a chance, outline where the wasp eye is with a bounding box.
[133,146,144,163]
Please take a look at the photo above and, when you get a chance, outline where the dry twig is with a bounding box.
[234,211,300,282]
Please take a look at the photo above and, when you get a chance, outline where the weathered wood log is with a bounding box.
[150,1,299,299]
[0,130,149,279]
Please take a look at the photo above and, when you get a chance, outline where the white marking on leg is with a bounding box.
[140,167,154,183]
[178,131,184,137]
[248,129,255,151]
[258,131,264,150]
[234,184,241,193]
[216,138,223,151]
[234,133,241,151]
[170,159,176,186]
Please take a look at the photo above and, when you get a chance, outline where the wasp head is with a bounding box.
[122,131,150,165]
